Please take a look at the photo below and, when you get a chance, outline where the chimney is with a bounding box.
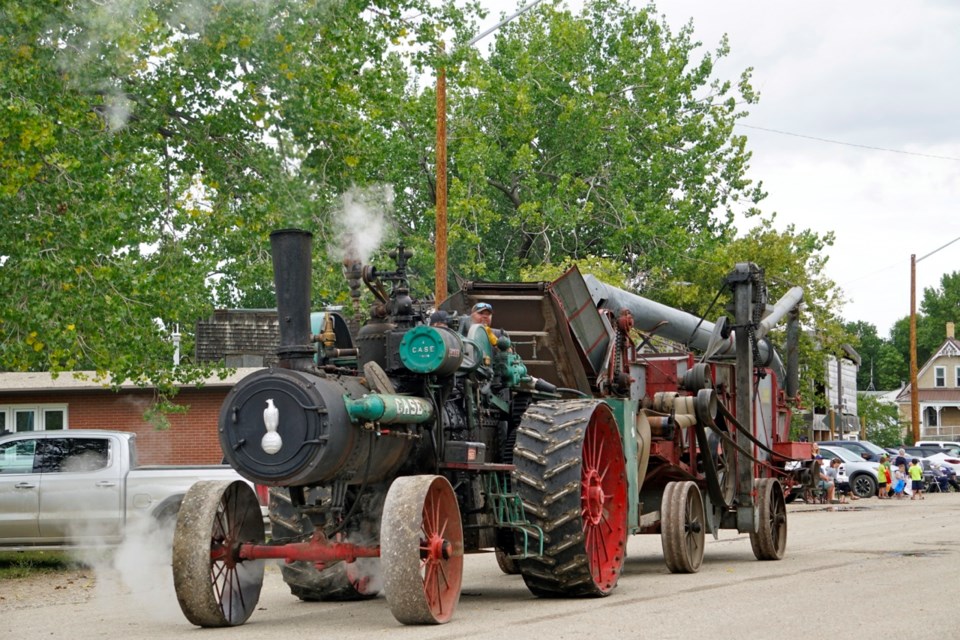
[948,322,956,340]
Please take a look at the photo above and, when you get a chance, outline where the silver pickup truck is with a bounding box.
[0,429,259,551]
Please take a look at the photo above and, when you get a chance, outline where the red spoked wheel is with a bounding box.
[172,480,265,627]
[382,475,464,624]
[581,405,629,590]
[515,399,628,597]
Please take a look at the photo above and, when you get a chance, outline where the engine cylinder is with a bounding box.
[219,368,414,486]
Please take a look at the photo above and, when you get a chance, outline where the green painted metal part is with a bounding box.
[398,325,462,375]
[343,394,434,424]
[485,472,544,559]
[603,397,640,531]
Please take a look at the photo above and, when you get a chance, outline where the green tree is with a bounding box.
[860,394,906,448]
[443,0,761,284]
[0,0,467,393]
[845,320,906,391]
[887,271,960,384]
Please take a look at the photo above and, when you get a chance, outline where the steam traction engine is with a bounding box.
[171,228,808,627]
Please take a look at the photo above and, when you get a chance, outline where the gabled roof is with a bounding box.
[0,369,262,393]
[895,336,960,402]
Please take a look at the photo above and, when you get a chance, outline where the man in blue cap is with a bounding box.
[470,302,494,327]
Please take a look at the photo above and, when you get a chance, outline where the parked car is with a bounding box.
[921,451,960,476]
[818,445,880,498]
[818,439,888,463]
[885,446,944,461]
[915,440,960,451]
[0,429,265,551]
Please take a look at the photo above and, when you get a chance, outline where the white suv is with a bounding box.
[915,440,960,451]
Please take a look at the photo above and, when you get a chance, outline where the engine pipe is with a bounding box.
[270,229,317,371]
[344,394,435,424]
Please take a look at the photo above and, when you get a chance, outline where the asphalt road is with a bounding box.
[3,492,959,640]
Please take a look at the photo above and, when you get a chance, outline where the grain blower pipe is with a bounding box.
[582,274,801,377]
[270,229,316,371]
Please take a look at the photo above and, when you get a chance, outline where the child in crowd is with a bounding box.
[908,458,925,500]
[876,455,890,499]
[892,464,907,498]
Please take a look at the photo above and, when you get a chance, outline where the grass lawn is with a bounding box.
[0,551,78,579]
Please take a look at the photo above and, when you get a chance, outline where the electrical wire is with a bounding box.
[737,124,960,163]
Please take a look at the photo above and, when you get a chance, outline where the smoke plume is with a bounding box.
[328,185,395,266]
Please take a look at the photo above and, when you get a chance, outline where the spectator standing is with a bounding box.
[876,455,890,499]
[892,464,907,498]
[894,447,908,471]
[908,458,925,500]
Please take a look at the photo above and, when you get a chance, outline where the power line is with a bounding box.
[736,124,960,162]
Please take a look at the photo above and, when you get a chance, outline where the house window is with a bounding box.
[956,366,960,387]
[925,407,939,427]
[935,367,945,387]
[0,405,68,433]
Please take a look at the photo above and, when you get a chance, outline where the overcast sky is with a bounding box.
[476,0,960,338]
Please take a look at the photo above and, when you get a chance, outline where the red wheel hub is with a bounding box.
[582,469,607,526]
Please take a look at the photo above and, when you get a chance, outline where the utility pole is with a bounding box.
[910,253,918,442]
[433,0,546,304]
[435,42,447,304]
[910,236,960,442]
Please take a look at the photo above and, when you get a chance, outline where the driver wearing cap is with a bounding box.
[470,302,494,327]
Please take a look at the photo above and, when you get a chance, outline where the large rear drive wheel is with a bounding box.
[661,481,705,573]
[382,475,464,624]
[172,480,265,627]
[268,487,379,601]
[750,477,787,561]
[514,399,628,597]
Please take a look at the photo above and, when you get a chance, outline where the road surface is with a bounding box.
[2,492,958,639]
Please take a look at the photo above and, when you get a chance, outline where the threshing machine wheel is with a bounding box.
[660,481,706,573]
[381,475,464,624]
[172,480,265,627]
[513,399,628,597]
[268,487,379,601]
[749,477,787,561]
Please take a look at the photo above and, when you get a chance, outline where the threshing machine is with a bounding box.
[171,228,810,627]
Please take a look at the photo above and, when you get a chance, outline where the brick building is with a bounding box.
[0,309,285,464]
[0,369,259,464]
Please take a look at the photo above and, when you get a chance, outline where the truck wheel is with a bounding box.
[172,480,265,627]
[269,487,379,601]
[513,399,628,597]
[749,478,787,561]
[851,473,877,499]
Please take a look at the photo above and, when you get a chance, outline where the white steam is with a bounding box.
[328,185,395,265]
[70,517,182,622]
[104,92,133,132]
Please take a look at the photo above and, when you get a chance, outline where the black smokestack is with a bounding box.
[270,229,315,370]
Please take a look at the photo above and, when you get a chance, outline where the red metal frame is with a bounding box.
[238,531,379,565]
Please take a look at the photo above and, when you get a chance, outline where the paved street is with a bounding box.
[3,492,959,640]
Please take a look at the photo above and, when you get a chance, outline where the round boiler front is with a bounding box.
[219,368,413,486]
